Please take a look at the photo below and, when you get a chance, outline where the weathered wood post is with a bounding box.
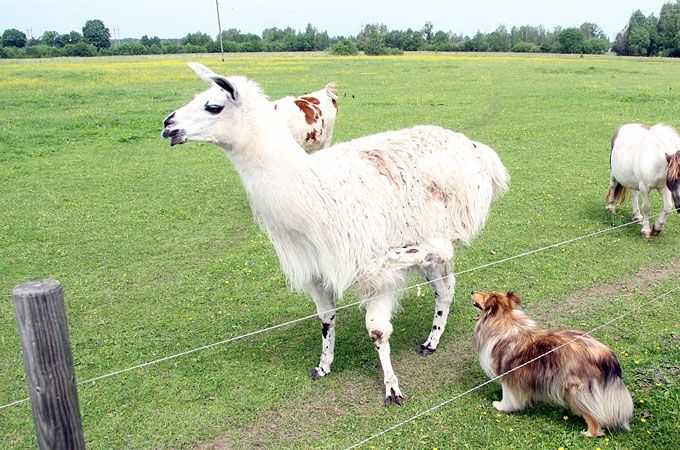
[12,279,86,450]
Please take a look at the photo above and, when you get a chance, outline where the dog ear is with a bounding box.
[485,293,500,311]
[507,291,521,308]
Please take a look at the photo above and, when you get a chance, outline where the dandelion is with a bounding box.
[563,415,569,421]
[641,418,647,423]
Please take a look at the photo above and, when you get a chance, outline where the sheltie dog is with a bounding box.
[472,291,633,437]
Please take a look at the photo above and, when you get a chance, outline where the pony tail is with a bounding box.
[605,183,628,205]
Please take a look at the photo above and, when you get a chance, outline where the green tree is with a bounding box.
[487,25,511,52]
[658,1,680,56]
[2,28,28,48]
[422,21,434,42]
[182,31,213,46]
[558,27,585,53]
[64,31,82,45]
[627,26,651,56]
[41,30,62,47]
[82,19,110,49]
[357,24,388,55]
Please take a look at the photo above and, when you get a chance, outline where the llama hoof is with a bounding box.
[642,230,651,239]
[606,206,616,214]
[651,227,662,236]
[384,388,405,406]
[632,215,643,224]
[417,344,436,356]
[310,366,330,380]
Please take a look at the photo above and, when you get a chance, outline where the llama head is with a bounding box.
[162,63,266,149]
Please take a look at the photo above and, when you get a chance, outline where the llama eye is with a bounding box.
[204,102,224,114]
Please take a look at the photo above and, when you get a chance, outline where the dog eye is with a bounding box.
[204,102,224,114]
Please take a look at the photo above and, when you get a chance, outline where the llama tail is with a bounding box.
[473,141,510,201]
[605,180,629,205]
[569,377,634,432]
[324,82,339,100]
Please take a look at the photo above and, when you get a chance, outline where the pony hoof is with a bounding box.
[310,367,329,380]
[417,344,436,356]
[384,388,405,406]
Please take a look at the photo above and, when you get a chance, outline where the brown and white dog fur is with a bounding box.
[472,291,633,437]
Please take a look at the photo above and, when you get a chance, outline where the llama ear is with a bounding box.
[507,291,521,307]
[210,76,240,103]
[187,62,217,84]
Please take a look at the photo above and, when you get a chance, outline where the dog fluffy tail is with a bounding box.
[569,376,633,432]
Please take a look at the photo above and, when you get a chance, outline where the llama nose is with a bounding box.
[164,111,176,127]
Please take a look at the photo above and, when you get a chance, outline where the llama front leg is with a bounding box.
[365,292,404,405]
[307,282,337,380]
[417,256,454,356]
[651,187,674,236]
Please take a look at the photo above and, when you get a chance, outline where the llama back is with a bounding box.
[317,125,508,248]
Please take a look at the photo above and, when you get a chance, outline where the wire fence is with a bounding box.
[1,210,676,414]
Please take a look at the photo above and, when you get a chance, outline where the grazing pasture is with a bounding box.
[1,53,679,449]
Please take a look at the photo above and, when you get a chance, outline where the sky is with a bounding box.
[1,0,671,41]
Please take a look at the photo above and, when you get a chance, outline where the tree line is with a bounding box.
[2,2,679,59]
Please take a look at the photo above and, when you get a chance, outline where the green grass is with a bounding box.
[1,53,679,449]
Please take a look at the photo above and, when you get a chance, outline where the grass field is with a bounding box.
[1,52,679,449]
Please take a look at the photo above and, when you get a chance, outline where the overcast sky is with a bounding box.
[1,0,670,41]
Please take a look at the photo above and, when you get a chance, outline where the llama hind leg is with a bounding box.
[307,282,337,380]
[417,256,454,356]
[365,290,404,405]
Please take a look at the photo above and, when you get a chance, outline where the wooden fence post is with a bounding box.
[12,279,86,450]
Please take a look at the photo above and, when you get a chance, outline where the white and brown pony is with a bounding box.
[606,124,680,237]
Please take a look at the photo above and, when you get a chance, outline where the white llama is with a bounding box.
[162,63,510,405]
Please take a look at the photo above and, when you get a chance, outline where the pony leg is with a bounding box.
[606,177,619,213]
[640,190,652,238]
[307,282,337,380]
[631,190,643,223]
[417,256,454,356]
[365,290,404,406]
[652,187,674,236]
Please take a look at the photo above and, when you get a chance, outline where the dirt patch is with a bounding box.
[528,259,680,327]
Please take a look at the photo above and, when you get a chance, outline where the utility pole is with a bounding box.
[215,0,225,62]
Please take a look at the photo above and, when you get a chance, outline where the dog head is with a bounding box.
[472,291,521,316]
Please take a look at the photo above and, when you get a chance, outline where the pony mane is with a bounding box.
[668,152,680,180]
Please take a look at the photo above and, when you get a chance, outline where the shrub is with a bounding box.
[329,39,358,55]
[511,42,541,53]
[61,42,97,57]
